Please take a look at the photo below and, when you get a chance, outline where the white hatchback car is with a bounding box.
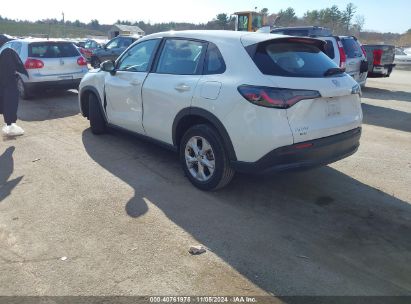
[0,39,88,98]
[79,30,362,190]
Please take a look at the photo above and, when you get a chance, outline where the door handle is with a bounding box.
[130,80,141,86]
[174,84,191,92]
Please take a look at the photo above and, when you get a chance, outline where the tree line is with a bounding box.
[0,3,363,35]
[1,2,410,44]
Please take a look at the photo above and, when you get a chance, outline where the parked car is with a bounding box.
[270,27,367,86]
[394,48,411,66]
[0,34,16,47]
[363,44,396,77]
[0,39,89,98]
[270,26,332,37]
[75,40,86,48]
[82,39,106,62]
[339,36,368,87]
[79,30,362,190]
[90,36,137,68]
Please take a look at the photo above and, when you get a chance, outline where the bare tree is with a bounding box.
[354,15,365,32]
[342,3,356,33]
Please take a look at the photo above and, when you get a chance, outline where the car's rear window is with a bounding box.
[29,42,79,58]
[247,40,339,78]
[341,38,362,58]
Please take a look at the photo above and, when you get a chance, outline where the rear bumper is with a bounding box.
[231,128,361,174]
[368,64,396,77]
[25,79,81,91]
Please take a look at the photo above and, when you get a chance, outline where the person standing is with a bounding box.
[0,47,28,137]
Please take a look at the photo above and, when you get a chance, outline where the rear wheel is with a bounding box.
[88,93,107,134]
[17,77,32,100]
[180,124,234,191]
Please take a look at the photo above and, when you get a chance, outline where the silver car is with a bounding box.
[0,39,89,99]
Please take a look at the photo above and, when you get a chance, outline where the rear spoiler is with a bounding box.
[279,37,326,53]
[242,35,326,53]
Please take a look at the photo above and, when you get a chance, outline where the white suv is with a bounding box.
[79,30,362,190]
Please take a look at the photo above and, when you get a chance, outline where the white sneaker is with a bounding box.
[2,123,25,137]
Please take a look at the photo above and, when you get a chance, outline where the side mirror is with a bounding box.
[100,60,116,74]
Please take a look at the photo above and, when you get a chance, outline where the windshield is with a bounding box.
[238,15,249,31]
[341,38,362,58]
[395,49,406,56]
[247,40,339,78]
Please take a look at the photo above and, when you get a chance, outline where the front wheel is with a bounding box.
[180,124,234,191]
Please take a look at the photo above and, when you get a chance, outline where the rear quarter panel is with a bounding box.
[191,38,294,163]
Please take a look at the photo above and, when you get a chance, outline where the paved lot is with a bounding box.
[0,70,410,298]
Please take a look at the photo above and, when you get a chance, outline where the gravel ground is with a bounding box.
[0,70,410,299]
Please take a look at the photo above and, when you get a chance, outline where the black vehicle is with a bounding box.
[90,36,138,68]
[270,26,332,37]
[0,34,15,47]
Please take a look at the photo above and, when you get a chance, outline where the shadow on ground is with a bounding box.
[362,87,411,103]
[362,103,411,132]
[82,129,411,297]
[18,90,79,122]
[0,146,23,203]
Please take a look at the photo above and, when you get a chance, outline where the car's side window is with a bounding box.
[106,38,119,50]
[324,40,335,59]
[117,39,159,72]
[119,38,134,48]
[203,43,226,75]
[156,39,206,75]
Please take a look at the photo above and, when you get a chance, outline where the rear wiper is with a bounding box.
[323,68,344,77]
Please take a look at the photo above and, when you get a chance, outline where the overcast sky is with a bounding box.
[2,0,410,33]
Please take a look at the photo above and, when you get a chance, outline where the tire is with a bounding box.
[88,93,107,135]
[17,77,32,100]
[180,124,234,191]
[91,57,101,69]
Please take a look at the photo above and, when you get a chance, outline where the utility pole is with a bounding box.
[62,12,65,38]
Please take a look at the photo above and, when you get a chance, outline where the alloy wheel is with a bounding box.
[184,136,216,182]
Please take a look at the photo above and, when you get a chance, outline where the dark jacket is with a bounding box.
[0,48,28,87]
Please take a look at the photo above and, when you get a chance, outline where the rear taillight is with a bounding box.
[373,49,383,65]
[238,85,321,109]
[77,56,87,66]
[360,45,367,57]
[24,58,44,69]
[337,41,347,70]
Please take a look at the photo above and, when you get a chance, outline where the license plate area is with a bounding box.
[58,75,73,80]
[326,98,341,117]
